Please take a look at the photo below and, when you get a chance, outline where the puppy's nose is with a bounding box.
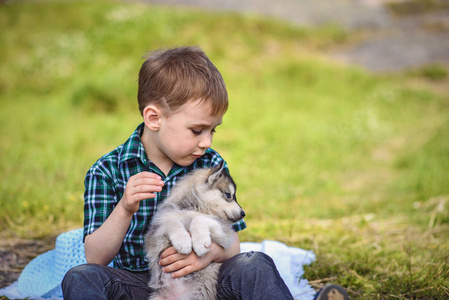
[240,210,246,218]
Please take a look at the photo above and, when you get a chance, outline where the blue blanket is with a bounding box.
[0,239,316,300]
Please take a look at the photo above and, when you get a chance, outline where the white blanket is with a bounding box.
[0,240,316,300]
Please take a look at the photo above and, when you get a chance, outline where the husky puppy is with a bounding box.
[144,161,245,300]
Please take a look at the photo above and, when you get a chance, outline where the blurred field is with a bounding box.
[1,0,448,298]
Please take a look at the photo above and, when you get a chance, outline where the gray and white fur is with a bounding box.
[144,161,245,300]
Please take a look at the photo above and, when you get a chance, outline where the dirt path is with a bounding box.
[137,0,449,72]
[332,6,449,72]
[0,235,56,288]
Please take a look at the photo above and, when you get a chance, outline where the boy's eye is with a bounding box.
[191,127,217,135]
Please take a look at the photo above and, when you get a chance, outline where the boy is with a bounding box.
[62,46,294,299]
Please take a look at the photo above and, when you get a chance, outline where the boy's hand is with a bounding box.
[159,232,240,278]
[159,245,217,278]
[121,172,164,214]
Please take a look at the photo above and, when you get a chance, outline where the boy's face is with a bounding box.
[155,99,223,167]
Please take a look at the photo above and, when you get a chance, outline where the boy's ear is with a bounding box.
[143,105,162,131]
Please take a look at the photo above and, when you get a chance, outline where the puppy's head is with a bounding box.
[202,161,245,222]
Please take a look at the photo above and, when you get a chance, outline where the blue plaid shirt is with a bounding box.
[83,123,246,271]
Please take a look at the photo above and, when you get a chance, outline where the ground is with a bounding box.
[1,0,448,291]
[0,235,56,288]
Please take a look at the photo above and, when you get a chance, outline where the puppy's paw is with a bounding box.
[172,239,192,255]
[170,231,192,255]
[192,233,212,257]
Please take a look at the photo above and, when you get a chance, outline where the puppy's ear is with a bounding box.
[206,161,225,186]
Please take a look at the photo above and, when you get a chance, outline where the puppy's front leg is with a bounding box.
[190,216,227,257]
[165,218,192,255]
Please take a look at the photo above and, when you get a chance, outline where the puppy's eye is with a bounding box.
[224,192,232,199]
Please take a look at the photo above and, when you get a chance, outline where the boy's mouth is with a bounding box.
[191,154,203,159]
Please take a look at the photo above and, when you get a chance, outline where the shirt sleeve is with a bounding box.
[83,163,118,241]
[232,219,247,232]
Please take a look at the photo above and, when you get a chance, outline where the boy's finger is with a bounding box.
[132,192,157,201]
[160,246,178,259]
[159,252,187,267]
[134,171,162,180]
[161,257,181,271]
[170,265,194,278]
[133,184,162,193]
[133,177,164,187]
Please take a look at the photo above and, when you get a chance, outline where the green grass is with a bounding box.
[1,0,448,298]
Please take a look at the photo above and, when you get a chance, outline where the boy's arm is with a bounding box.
[213,231,241,262]
[159,232,240,278]
[85,171,164,265]
[84,200,135,265]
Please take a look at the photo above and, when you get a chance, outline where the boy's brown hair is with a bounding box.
[138,46,228,116]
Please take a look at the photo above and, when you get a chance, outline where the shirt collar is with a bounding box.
[118,123,148,165]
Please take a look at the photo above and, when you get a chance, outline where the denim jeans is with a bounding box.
[62,251,294,300]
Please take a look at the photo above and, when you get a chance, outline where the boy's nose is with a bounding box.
[198,134,212,149]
